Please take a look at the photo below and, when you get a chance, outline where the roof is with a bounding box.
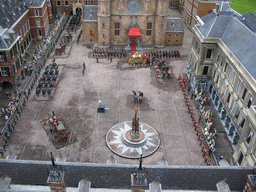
[128,28,141,37]
[198,2,256,80]
[239,12,256,33]
[83,5,98,22]
[0,27,19,50]
[166,17,184,32]
[24,0,45,7]
[0,0,28,29]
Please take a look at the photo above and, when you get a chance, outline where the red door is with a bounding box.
[65,10,69,15]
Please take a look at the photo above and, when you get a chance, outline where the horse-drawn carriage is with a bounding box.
[128,52,147,66]
[46,111,69,141]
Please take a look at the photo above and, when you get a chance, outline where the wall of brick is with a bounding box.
[197,2,216,18]
[0,160,253,191]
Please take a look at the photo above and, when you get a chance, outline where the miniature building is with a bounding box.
[0,0,52,88]
[182,0,231,26]
[187,1,256,166]
[165,17,184,46]
[81,0,184,48]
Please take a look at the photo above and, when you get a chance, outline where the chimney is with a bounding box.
[243,174,256,192]
[131,154,148,192]
[47,152,66,192]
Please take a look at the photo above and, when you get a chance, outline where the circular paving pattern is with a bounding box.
[106,121,160,158]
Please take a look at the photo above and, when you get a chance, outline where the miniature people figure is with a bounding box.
[96,54,99,63]
[138,91,144,104]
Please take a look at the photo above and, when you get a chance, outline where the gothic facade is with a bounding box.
[82,0,184,48]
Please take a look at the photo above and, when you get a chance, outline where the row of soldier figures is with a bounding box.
[146,50,180,59]
[92,48,127,58]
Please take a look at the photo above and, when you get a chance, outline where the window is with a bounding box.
[224,62,228,72]
[228,68,232,78]
[175,40,178,43]
[168,40,170,43]
[169,34,171,37]
[147,23,152,36]
[38,29,42,36]
[240,118,245,128]
[35,9,39,16]
[65,1,69,5]
[227,93,231,103]
[235,109,240,119]
[238,153,244,165]
[233,74,237,85]
[57,1,61,5]
[103,23,104,27]
[90,30,93,36]
[36,20,40,27]
[114,23,120,36]
[0,67,10,76]
[242,88,247,100]
[206,49,212,59]
[247,97,253,108]
[202,66,209,75]
[0,52,6,61]
[220,81,223,90]
[216,54,220,62]
[237,80,241,93]
[216,75,219,84]
[246,130,253,144]
[231,100,236,111]
[13,63,17,74]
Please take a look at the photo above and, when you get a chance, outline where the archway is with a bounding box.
[2,81,13,90]
[76,8,82,15]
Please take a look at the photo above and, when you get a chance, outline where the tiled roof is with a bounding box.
[239,12,256,33]
[198,2,256,80]
[83,5,98,21]
[24,0,45,7]
[166,17,184,32]
[0,0,27,29]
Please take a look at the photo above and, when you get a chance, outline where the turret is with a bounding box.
[154,0,168,47]
[98,0,111,47]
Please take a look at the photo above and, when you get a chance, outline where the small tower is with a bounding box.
[98,0,111,47]
[131,154,148,192]
[47,152,66,192]
[154,0,168,48]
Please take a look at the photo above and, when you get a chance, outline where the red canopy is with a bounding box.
[128,28,141,37]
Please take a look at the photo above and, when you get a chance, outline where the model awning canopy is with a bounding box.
[128,28,141,37]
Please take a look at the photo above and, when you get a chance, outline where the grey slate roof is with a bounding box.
[198,2,256,80]
[83,5,98,22]
[0,27,19,50]
[24,0,45,7]
[166,17,184,32]
[0,0,28,29]
[239,12,256,33]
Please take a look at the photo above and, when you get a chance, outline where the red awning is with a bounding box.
[128,28,141,37]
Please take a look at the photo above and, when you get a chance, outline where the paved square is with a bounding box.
[3,13,232,166]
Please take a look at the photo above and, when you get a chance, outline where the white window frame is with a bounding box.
[35,9,39,16]
[0,67,8,76]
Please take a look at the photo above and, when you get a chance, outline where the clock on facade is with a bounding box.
[127,0,142,13]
